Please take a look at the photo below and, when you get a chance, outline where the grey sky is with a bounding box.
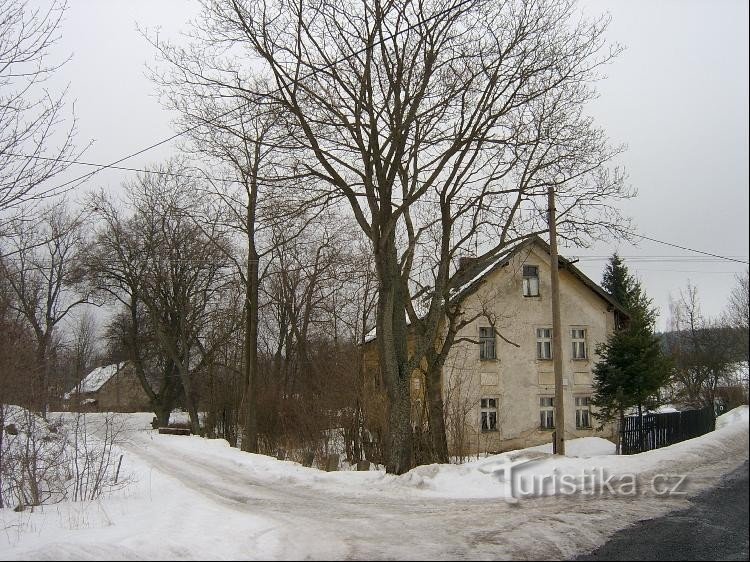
[41,0,749,330]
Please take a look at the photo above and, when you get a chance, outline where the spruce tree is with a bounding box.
[592,254,672,427]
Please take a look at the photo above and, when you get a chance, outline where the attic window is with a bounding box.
[523,265,539,297]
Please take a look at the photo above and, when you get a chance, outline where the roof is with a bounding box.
[363,236,628,345]
[453,236,628,316]
[65,363,126,397]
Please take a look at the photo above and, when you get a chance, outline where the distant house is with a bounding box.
[65,362,151,412]
[363,236,628,456]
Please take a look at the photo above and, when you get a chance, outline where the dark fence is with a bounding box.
[620,406,716,455]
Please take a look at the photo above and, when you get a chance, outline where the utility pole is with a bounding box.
[548,185,566,456]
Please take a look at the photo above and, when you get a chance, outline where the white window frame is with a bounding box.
[522,265,540,297]
[539,396,555,429]
[480,397,498,432]
[575,396,592,429]
[536,327,552,360]
[479,327,496,360]
[571,328,587,360]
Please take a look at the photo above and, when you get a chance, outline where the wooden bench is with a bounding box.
[158,426,192,436]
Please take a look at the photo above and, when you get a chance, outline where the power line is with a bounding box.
[622,269,742,274]
[35,0,477,197]
[15,152,749,267]
[572,256,748,263]
[6,152,319,192]
[624,231,749,266]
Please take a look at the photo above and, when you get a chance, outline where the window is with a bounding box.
[539,397,554,429]
[479,327,496,360]
[523,265,540,297]
[571,329,587,360]
[481,398,498,431]
[536,328,552,360]
[575,396,591,429]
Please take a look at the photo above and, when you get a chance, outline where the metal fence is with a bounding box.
[620,406,716,455]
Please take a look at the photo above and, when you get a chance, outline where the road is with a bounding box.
[575,460,749,561]
[116,422,749,560]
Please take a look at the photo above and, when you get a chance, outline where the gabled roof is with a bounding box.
[452,235,628,316]
[65,363,127,398]
[363,236,628,345]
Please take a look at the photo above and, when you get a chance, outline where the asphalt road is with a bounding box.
[575,460,749,561]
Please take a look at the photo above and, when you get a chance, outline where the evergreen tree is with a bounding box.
[601,253,657,327]
[592,254,672,427]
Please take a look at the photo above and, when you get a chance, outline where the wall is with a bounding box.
[444,244,616,454]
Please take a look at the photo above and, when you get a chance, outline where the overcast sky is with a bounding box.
[38,0,749,331]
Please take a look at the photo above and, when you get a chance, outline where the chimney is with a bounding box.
[458,256,477,271]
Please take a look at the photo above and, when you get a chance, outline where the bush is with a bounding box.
[0,405,127,510]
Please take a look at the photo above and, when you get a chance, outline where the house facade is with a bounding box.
[65,362,151,413]
[364,237,627,457]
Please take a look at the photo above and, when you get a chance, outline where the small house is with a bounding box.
[65,362,151,412]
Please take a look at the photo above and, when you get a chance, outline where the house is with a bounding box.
[65,362,151,412]
[363,236,628,456]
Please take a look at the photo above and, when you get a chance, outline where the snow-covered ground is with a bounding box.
[1,407,747,560]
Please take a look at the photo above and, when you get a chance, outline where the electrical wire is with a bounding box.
[12,153,749,267]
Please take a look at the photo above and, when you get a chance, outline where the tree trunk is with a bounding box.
[154,405,171,427]
[35,340,49,419]
[375,232,412,474]
[180,374,201,435]
[242,246,259,452]
[425,363,450,464]
[422,315,457,464]
[242,192,260,453]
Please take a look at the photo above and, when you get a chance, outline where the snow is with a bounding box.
[64,363,125,397]
[716,403,749,429]
[653,405,680,414]
[1,406,747,560]
[525,436,616,456]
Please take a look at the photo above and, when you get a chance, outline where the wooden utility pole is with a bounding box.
[548,185,566,456]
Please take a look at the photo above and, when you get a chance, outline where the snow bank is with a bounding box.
[716,404,748,430]
[123,407,747,503]
[524,436,616,457]
[388,405,749,499]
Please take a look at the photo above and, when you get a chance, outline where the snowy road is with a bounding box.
[1,409,747,561]
[114,417,749,561]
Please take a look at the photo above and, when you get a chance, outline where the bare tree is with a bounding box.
[124,162,237,434]
[84,163,239,433]
[145,12,347,449]
[0,0,87,227]
[83,192,182,427]
[0,204,89,415]
[667,283,736,408]
[66,309,98,391]
[0,257,39,411]
[157,0,631,472]
[252,212,362,458]
[725,269,749,366]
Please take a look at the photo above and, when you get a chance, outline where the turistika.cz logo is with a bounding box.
[487,457,688,499]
